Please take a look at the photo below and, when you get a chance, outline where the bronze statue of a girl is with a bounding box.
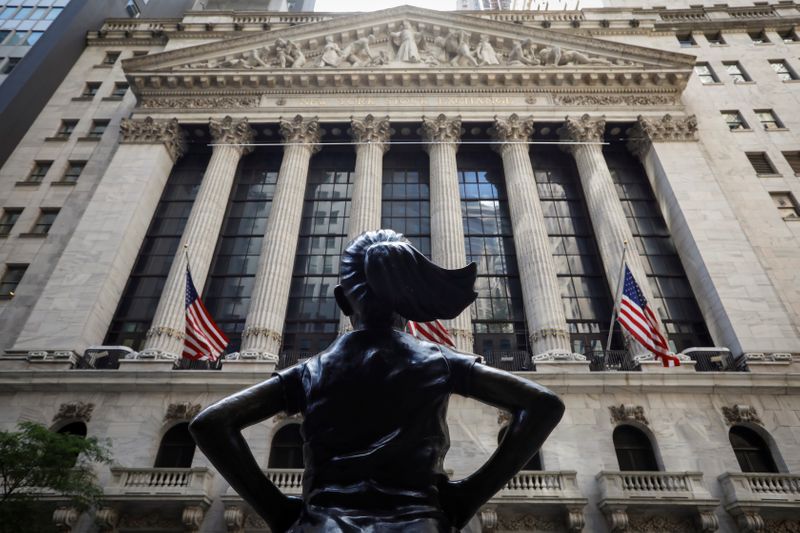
[190,229,564,532]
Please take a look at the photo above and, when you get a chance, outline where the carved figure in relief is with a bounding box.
[508,38,539,66]
[390,20,423,63]
[190,230,565,533]
[538,45,562,66]
[287,40,306,68]
[476,34,501,66]
[561,49,612,65]
[317,35,343,68]
[342,35,377,67]
[447,30,479,67]
[274,38,290,68]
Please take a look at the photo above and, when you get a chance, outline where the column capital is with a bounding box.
[279,114,321,154]
[119,117,186,162]
[421,113,461,153]
[210,116,255,156]
[627,113,698,159]
[490,113,534,154]
[350,114,391,153]
[557,114,606,154]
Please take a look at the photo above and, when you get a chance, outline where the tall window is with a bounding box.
[0,208,22,236]
[458,150,527,356]
[0,264,27,297]
[105,148,208,349]
[381,145,431,257]
[770,60,798,81]
[205,148,278,352]
[723,61,751,83]
[282,148,354,355]
[729,426,778,473]
[721,111,748,131]
[30,209,59,235]
[27,161,52,183]
[154,423,196,468]
[61,161,85,183]
[269,425,304,469]
[755,109,783,130]
[694,63,718,84]
[613,425,658,471]
[533,148,613,354]
[748,30,770,44]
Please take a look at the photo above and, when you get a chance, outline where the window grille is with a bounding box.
[746,152,777,175]
[782,151,800,174]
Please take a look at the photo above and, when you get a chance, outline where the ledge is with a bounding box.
[76,136,102,142]
[70,96,94,102]
[49,181,77,187]
[14,181,42,187]
[101,96,124,101]
[17,233,48,239]
[43,136,69,142]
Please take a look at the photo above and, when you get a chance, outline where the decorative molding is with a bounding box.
[479,507,497,531]
[533,350,587,362]
[244,513,268,529]
[606,508,629,532]
[140,95,260,109]
[224,506,245,533]
[53,402,94,423]
[421,114,462,149]
[237,350,280,363]
[698,510,720,533]
[182,506,205,533]
[52,507,80,533]
[763,519,800,533]
[165,402,202,422]
[554,93,678,107]
[497,409,511,426]
[722,404,763,426]
[145,325,185,341]
[241,326,283,346]
[609,404,649,426]
[490,113,533,155]
[210,116,256,155]
[558,114,606,152]
[498,514,562,531]
[627,113,698,159]
[736,511,765,533]
[349,114,391,152]
[529,327,571,343]
[567,506,586,533]
[628,514,695,533]
[95,507,119,533]
[119,117,186,162]
[119,513,176,529]
[279,114,322,153]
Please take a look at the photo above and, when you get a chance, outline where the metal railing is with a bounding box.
[681,347,743,372]
[586,350,639,371]
[482,351,534,372]
[278,352,313,370]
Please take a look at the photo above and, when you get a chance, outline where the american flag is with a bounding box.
[406,319,456,348]
[617,265,680,368]
[183,268,228,361]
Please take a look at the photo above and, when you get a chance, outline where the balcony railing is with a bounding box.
[482,351,534,372]
[682,347,742,372]
[597,471,716,504]
[719,472,800,507]
[266,468,304,495]
[106,467,214,499]
[495,470,583,501]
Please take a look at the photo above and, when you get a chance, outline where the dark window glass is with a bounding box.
[82,82,101,98]
[729,426,779,473]
[533,148,614,355]
[57,422,88,467]
[498,426,541,470]
[31,209,58,235]
[0,209,22,236]
[24,31,42,45]
[783,151,800,174]
[613,425,658,471]
[746,152,777,175]
[0,30,9,43]
[676,32,696,47]
[778,28,799,43]
[1,57,20,75]
[154,423,196,468]
[381,145,431,257]
[705,32,725,45]
[87,120,108,138]
[111,82,129,97]
[606,148,712,352]
[204,148,279,352]
[55,120,78,139]
[749,30,770,44]
[103,51,121,65]
[268,424,304,469]
[458,150,527,356]
[283,148,354,355]
[62,161,85,183]
[0,264,27,296]
[105,147,208,349]
[27,161,52,182]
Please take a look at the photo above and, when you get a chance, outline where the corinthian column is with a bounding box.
[240,115,321,359]
[421,114,472,353]
[142,117,255,358]
[340,115,391,333]
[491,114,572,357]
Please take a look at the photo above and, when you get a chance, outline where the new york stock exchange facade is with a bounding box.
[2,3,800,533]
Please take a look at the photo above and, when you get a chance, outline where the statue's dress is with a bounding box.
[275,328,478,532]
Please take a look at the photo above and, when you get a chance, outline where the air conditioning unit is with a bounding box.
[126,0,141,18]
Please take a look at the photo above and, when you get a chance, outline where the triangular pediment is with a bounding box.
[124,5,695,95]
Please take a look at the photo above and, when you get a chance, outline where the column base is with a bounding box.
[236,350,279,363]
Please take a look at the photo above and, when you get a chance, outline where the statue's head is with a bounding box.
[334,229,477,329]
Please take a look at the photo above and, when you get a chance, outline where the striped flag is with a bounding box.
[183,268,228,361]
[406,320,456,349]
[617,265,680,368]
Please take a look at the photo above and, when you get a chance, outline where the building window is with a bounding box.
[1,57,20,75]
[613,425,659,471]
[110,82,129,98]
[61,161,85,183]
[783,151,800,174]
[102,51,121,65]
[746,152,778,175]
[30,209,59,235]
[45,7,63,20]
[778,28,799,43]
[459,149,527,357]
[536,148,613,355]
[0,264,27,297]
[755,109,784,130]
[723,61,751,83]
[283,147,354,355]
[30,7,48,20]
[24,31,43,46]
[694,63,719,84]
[381,146,431,257]
[86,120,109,139]
[607,148,711,352]
[56,422,88,467]
[770,60,798,81]
[498,426,541,470]
[4,31,26,46]
[105,149,208,350]
[705,32,725,45]
[748,30,770,44]
[0,30,10,43]
[27,161,52,183]
[721,111,749,131]
[13,7,32,20]
[54,120,78,140]
[0,7,16,20]
[154,423,196,468]
[268,425,304,469]
[81,82,101,98]
[771,193,800,220]
[676,32,696,47]
[729,426,779,473]
[133,50,149,57]
[205,148,279,352]
[0,209,22,236]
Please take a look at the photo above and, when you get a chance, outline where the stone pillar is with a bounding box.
[491,114,572,357]
[240,115,320,359]
[628,114,800,356]
[339,114,391,333]
[421,114,472,353]
[12,118,185,355]
[142,117,254,358]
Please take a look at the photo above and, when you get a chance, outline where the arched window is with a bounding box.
[498,426,542,471]
[729,426,778,473]
[613,425,659,471]
[57,421,87,438]
[268,424,304,469]
[154,423,196,468]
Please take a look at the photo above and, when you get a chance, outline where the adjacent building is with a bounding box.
[1,1,799,532]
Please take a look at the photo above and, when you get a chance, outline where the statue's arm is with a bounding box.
[189,376,302,533]
[439,363,565,529]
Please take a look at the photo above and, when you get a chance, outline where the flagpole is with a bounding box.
[605,241,628,353]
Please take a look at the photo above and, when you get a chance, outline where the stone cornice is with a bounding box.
[421,114,462,149]
[558,114,606,152]
[627,113,698,158]
[349,114,391,152]
[490,113,533,155]
[279,114,321,153]
[209,116,255,155]
[119,117,187,162]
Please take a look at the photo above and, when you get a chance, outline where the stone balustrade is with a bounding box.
[265,468,304,495]
[597,470,712,502]
[106,467,214,499]
[719,472,800,505]
[495,470,583,501]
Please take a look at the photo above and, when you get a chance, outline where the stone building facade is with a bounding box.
[1,2,799,532]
